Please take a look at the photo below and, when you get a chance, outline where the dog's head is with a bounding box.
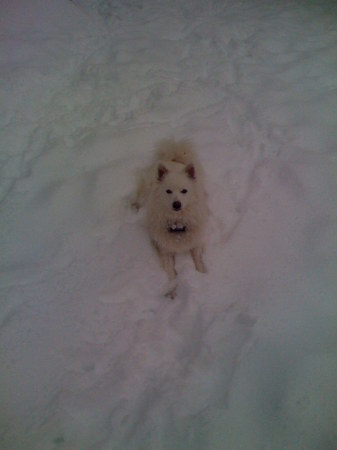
[156,161,196,213]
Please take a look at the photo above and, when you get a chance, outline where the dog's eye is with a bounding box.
[181,189,188,194]
[166,189,172,194]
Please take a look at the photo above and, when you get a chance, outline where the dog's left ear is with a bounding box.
[157,163,168,181]
[185,164,195,179]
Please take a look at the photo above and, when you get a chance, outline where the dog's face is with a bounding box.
[156,162,196,213]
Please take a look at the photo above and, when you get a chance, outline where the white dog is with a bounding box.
[133,139,208,297]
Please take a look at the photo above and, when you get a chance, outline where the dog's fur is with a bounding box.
[133,139,208,297]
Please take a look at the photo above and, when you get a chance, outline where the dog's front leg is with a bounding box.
[191,247,207,274]
[157,250,177,299]
[158,251,177,281]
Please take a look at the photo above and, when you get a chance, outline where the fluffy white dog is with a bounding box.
[133,139,208,297]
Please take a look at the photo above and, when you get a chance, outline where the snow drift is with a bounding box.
[1,1,336,449]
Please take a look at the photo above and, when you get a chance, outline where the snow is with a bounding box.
[0,0,336,449]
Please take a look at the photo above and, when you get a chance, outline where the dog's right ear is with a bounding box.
[185,163,196,180]
[157,163,168,181]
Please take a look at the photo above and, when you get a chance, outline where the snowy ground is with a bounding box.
[1,0,337,449]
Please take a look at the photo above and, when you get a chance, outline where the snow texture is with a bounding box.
[1,0,337,449]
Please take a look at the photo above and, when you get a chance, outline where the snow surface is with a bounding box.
[1,0,337,449]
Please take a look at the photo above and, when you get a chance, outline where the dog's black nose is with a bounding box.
[172,201,181,211]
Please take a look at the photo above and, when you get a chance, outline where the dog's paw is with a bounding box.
[131,201,140,212]
[196,262,207,274]
[165,286,177,299]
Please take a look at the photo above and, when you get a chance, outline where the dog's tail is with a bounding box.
[155,138,196,165]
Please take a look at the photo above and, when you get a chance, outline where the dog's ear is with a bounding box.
[185,163,195,180]
[157,163,168,181]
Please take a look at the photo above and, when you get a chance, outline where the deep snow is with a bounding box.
[1,1,337,449]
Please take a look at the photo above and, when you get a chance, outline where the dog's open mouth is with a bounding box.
[168,223,187,233]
